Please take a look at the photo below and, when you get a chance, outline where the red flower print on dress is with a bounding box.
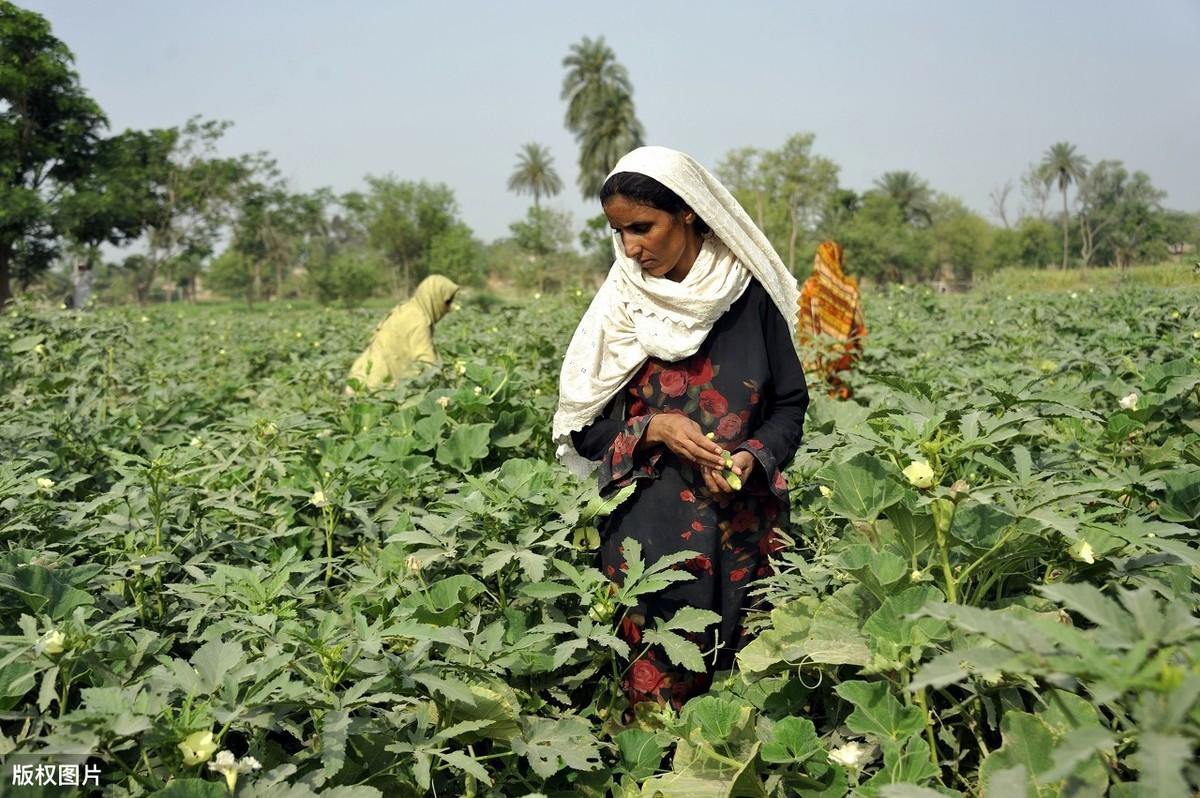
[611,430,638,464]
[659,368,687,397]
[637,362,658,387]
[729,567,750,582]
[716,413,743,439]
[684,554,714,575]
[731,509,758,533]
[744,439,764,450]
[630,660,664,695]
[691,520,704,532]
[699,389,729,417]
[759,528,784,555]
[679,489,695,502]
[686,358,714,386]
[773,471,787,491]
[681,530,692,541]
[620,615,642,645]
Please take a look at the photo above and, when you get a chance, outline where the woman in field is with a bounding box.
[346,274,458,391]
[796,240,867,399]
[554,146,808,711]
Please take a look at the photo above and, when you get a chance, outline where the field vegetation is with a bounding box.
[2,284,1197,796]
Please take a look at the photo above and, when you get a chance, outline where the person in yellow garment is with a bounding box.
[796,240,867,399]
[347,275,459,391]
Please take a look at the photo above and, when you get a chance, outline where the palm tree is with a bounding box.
[561,36,633,135]
[576,87,644,198]
[1039,142,1089,269]
[507,143,562,210]
[561,36,644,198]
[874,171,934,227]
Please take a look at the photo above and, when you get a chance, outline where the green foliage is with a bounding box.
[307,249,385,306]
[1,215,1198,796]
[561,36,644,198]
[351,176,461,293]
[427,221,486,288]
[0,0,106,303]
[507,142,563,209]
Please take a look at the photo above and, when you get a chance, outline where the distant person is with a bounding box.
[346,275,458,392]
[72,262,95,310]
[796,240,866,399]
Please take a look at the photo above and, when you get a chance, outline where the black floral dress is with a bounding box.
[571,279,808,709]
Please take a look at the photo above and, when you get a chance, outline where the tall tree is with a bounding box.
[576,87,644,198]
[133,118,246,303]
[874,171,934,227]
[507,143,562,209]
[717,147,772,231]
[56,128,176,275]
[764,134,840,271]
[1038,141,1089,269]
[561,36,644,198]
[1076,160,1165,270]
[0,1,106,306]
[351,176,459,293]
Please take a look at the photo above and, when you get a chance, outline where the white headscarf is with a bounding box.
[552,146,801,479]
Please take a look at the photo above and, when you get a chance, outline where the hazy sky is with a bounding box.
[23,1,1200,242]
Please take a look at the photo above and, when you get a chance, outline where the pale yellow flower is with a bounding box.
[435,396,451,409]
[1118,393,1138,411]
[902,460,935,489]
[36,477,55,490]
[178,730,217,766]
[310,489,328,508]
[828,741,869,769]
[208,750,261,792]
[819,485,833,498]
[39,630,66,656]
[1069,540,1095,565]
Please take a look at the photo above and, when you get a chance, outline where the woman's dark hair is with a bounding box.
[600,172,711,235]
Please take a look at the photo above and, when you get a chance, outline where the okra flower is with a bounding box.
[436,396,451,409]
[902,460,935,489]
[310,489,328,508]
[38,630,65,656]
[1069,540,1095,564]
[828,740,869,769]
[1118,393,1138,411]
[36,477,55,491]
[819,485,833,498]
[178,730,217,766]
[208,749,261,792]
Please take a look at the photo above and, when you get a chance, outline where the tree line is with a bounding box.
[2,4,1195,309]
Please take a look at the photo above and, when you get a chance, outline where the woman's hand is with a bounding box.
[702,450,755,496]
[643,414,727,470]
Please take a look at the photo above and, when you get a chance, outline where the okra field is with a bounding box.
[1,283,1198,798]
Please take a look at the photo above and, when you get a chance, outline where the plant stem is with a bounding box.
[915,688,940,771]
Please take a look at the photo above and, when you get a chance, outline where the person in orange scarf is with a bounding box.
[796,241,866,399]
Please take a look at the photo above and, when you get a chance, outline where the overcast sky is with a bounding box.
[23,1,1200,242]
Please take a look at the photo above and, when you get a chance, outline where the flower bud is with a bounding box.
[930,498,955,535]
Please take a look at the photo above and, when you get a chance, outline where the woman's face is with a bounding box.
[603,194,703,282]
